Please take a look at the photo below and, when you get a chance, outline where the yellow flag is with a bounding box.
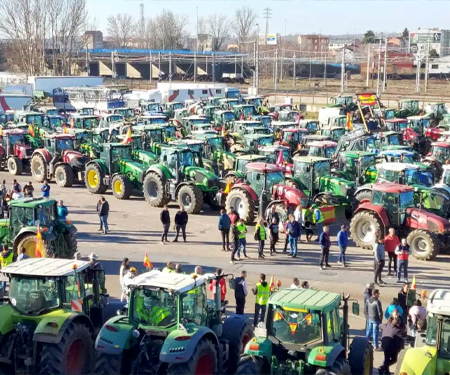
[35,227,43,258]
[223,181,231,194]
[122,127,132,145]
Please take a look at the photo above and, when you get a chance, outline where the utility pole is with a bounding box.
[196,7,199,51]
[149,51,152,83]
[293,53,296,87]
[253,41,256,89]
[169,52,172,82]
[366,44,370,86]
[376,38,382,96]
[263,8,272,44]
[324,51,327,85]
[425,41,430,92]
[212,53,215,83]
[415,50,421,93]
[194,52,197,82]
[383,36,388,93]
[340,48,345,93]
[256,23,260,93]
[275,49,278,91]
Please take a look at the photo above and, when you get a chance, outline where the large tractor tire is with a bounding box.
[85,164,108,194]
[352,190,373,211]
[348,337,373,375]
[223,317,254,374]
[407,229,440,261]
[177,185,204,214]
[350,211,383,249]
[235,356,262,375]
[266,203,289,224]
[95,353,127,375]
[225,189,256,225]
[15,233,49,258]
[55,164,75,188]
[166,338,218,375]
[325,357,351,375]
[7,156,23,176]
[112,174,132,200]
[39,321,93,375]
[63,232,78,259]
[143,172,170,207]
[31,154,48,183]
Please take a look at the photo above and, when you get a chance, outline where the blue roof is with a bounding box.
[83,48,247,56]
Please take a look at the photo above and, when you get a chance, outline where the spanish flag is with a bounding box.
[269,274,275,291]
[411,276,417,290]
[346,112,353,131]
[143,252,153,269]
[28,124,35,137]
[63,125,69,134]
[35,227,43,258]
[122,127,132,145]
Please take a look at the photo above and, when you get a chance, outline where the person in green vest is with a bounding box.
[236,218,249,260]
[0,246,15,294]
[162,261,175,273]
[255,218,267,259]
[310,205,325,242]
[135,294,172,326]
[252,273,270,325]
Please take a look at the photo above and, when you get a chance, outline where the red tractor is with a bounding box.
[222,162,308,224]
[30,134,88,187]
[350,182,450,260]
[0,129,33,175]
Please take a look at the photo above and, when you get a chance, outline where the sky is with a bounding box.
[86,0,450,37]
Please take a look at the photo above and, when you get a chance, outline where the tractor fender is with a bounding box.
[307,344,345,368]
[160,326,219,365]
[175,181,196,197]
[32,148,52,163]
[59,221,77,235]
[86,159,109,176]
[266,200,287,213]
[230,184,258,201]
[146,164,171,182]
[355,204,391,228]
[0,304,14,337]
[94,315,138,355]
[354,185,373,197]
[33,312,94,344]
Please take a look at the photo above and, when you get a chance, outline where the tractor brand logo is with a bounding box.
[411,212,427,224]
[71,299,83,312]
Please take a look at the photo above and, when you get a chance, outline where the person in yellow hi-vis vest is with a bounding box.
[310,205,324,242]
[162,261,175,273]
[252,273,270,326]
[254,219,267,259]
[135,295,171,325]
[0,246,15,293]
[236,219,249,260]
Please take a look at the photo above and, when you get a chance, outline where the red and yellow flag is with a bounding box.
[35,227,43,258]
[269,274,275,291]
[28,124,35,137]
[0,127,3,138]
[63,124,69,134]
[122,127,132,145]
[411,276,417,290]
[143,252,153,269]
[346,112,353,131]
[70,117,75,129]
[289,322,298,334]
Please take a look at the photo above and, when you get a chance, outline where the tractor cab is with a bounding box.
[327,115,347,129]
[213,110,235,130]
[181,116,211,133]
[43,134,76,154]
[379,149,420,164]
[230,155,267,177]
[232,121,264,136]
[133,125,165,145]
[375,162,433,187]
[438,114,450,130]
[272,103,293,113]
[299,119,319,134]
[272,121,297,140]
[385,118,408,132]
[139,101,162,113]
[281,128,308,151]
[218,98,240,110]
[243,134,274,153]
[336,151,377,183]
[38,107,59,116]
[291,156,331,195]
[278,110,301,123]
[78,107,95,116]
[1,129,32,161]
[258,145,292,168]
[383,108,397,120]
[136,115,168,126]
[243,95,263,108]
[234,104,259,120]
[258,115,272,129]
[408,115,431,136]
[430,142,450,164]
[43,115,66,131]
[192,129,219,141]
[98,114,124,128]
[333,95,354,107]
[14,111,44,127]
[243,163,286,197]
[319,126,346,142]
[0,110,15,125]
[114,107,135,120]
[69,115,100,130]
[100,143,133,174]
[169,139,204,156]
[396,99,421,118]
[162,102,183,118]
[307,141,337,159]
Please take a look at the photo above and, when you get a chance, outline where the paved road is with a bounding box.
[6,172,450,371]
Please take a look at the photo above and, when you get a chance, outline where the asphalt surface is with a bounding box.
[6,171,450,372]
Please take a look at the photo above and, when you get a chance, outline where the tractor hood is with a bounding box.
[398,347,439,375]
[132,150,157,168]
[426,127,443,141]
[63,150,88,169]
[319,176,356,196]
[406,207,450,234]
[273,184,308,208]
[15,143,32,158]
[402,128,419,142]
[183,166,220,187]
[123,159,146,173]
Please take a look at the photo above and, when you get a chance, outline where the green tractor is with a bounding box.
[236,288,372,375]
[142,146,221,214]
[116,134,159,168]
[425,102,448,126]
[236,134,275,155]
[162,102,183,118]
[319,126,346,142]
[0,197,77,258]
[395,99,423,118]
[94,270,253,375]
[0,258,116,374]
[84,143,148,200]
[212,110,236,131]
[329,95,357,112]
[333,151,378,184]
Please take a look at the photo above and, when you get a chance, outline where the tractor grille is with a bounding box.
[207,178,219,189]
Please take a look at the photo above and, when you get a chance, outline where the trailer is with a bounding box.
[156,82,240,103]
[28,76,104,97]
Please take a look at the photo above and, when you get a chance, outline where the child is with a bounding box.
[268,217,279,255]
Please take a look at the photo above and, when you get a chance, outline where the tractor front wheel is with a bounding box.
[407,229,440,261]
[326,357,351,375]
[143,172,170,207]
[31,154,47,183]
[85,164,108,194]
[350,211,383,249]
[55,164,75,188]
[348,337,373,375]
[225,189,256,225]
[7,156,23,176]
[15,233,44,258]
[39,321,93,375]
[177,185,204,214]
[112,174,132,200]
[235,356,262,375]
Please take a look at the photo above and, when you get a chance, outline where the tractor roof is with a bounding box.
[246,162,284,173]
[181,115,207,120]
[428,289,450,316]
[272,121,297,126]
[340,150,376,158]
[385,118,408,123]
[376,162,419,171]
[258,145,290,152]
[140,115,167,119]
[235,121,262,125]
[292,156,329,163]
[1,258,90,277]
[127,270,213,293]
[170,139,204,146]
[44,134,75,140]
[307,141,337,148]
[236,154,267,161]
[268,288,341,314]
[432,142,450,148]
[299,119,318,123]
[108,142,132,148]
[303,135,330,141]
[9,197,55,208]
[407,115,429,120]
[379,131,401,137]
[321,125,345,130]
[380,149,414,156]
[371,182,414,193]
[284,128,308,133]
[442,164,450,170]
[244,133,273,139]
[3,129,25,135]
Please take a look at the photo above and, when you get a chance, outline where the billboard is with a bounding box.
[410,32,441,44]
[259,33,278,45]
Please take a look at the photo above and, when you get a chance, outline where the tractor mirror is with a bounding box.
[352,302,360,316]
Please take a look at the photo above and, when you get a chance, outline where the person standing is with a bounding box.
[395,238,411,283]
[17,247,30,261]
[366,288,383,351]
[119,258,130,302]
[254,218,266,259]
[12,187,23,200]
[175,263,184,274]
[337,225,349,266]
[173,205,188,242]
[379,309,407,374]
[23,181,34,197]
[384,298,404,320]
[162,261,175,273]
[384,228,400,276]
[209,268,227,303]
[408,300,427,337]
[218,209,231,251]
[98,197,109,234]
[193,266,203,276]
[398,283,410,325]
[236,218,249,260]
[229,209,240,263]
[282,218,290,252]
[290,277,300,288]
[266,205,280,226]
[160,205,170,244]
[268,217,279,255]
[12,179,21,193]
[319,226,331,269]
[57,200,69,221]
[301,281,310,289]
[0,246,15,293]
[286,214,301,258]
[373,236,386,285]
[364,282,375,329]
[41,179,50,197]
[311,205,324,242]
[294,205,303,241]
[252,273,269,325]
[234,270,248,315]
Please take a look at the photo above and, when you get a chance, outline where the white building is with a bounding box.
[409,28,450,57]
[84,31,104,49]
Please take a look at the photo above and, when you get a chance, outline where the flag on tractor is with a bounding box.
[346,112,353,131]
[240,112,244,120]
[143,252,153,269]
[269,274,275,291]
[63,125,69,134]
[70,117,75,129]
[35,227,43,258]
[276,150,285,166]
[0,127,3,138]
[411,276,417,290]
[223,181,232,194]
[28,124,35,137]
[122,127,132,145]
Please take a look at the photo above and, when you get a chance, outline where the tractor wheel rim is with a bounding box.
[56,171,64,183]
[147,181,158,198]
[413,237,429,254]
[9,161,16,171]
[241,334,251,353]
[114,180,123,194]
[356,220,375,243]
[34,162,42,177]
[230,196,245,217]
[23,236,39,258]
[87,170,98,188]
[66,339,86,375]
[181,192,192,207]
[195,353,214,375]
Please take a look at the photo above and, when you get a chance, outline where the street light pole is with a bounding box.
[256,23,259,94]
[196,7,199,51]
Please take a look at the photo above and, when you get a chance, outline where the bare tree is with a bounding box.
[207,14,230,51]
[147,10,188,50]
[107,14,135,48]
[233,6,257,51]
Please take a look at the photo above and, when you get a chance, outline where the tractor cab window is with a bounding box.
[426,315,438,346]
[149,118,166,125]
[37,205,56,227]
[366,137,381,152]
[207,137,223,151]
[248,172,264,196]
[56,138,74,151]
[133,289,177,327]
[439,319,450,359]
[432,146,450,164]
[283,131,298,143]
[409,121,424,135]
[305,122,317,133]
[294,161,312,191]
[223,112,235,121]
[108,115,123,123]
[111,147,132,164]
[267,150,291,164]
[83,117,99,129]
[309,146,324,158]
[64,274,83,302]
[6,134,25,145]
[172,103,183,110]
[9,277,60,315]
[258,137,274,147]
[385,135,401,146]
[163,126,176,140]
[265,171,285,192]
[400,191,415,211]
[10,207,35,236]
[332,128,345,140]
[385,110,395,120]
[178,151,194,167]
[270,306,322,344]
[260,117,271,128]
[49,117,64,128]
[181,287,207,326]
[373,192,399,215]
[360,156,375,174]
[443,170,450,185]
[26,115,43,126]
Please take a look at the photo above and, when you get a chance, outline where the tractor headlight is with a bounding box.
[133,329,140,338]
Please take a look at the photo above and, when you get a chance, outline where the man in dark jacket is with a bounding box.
[218,209,231,251]
[319,225,331,270]
[266,205,280,226]
[173,205,188,242]
[379,310,407,374]
[160,205,170,244]
[98,197,109,234]
[234,270,248,315]
[363,282,375,327]
[365,288,383,350]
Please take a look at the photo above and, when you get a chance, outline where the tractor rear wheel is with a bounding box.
[31,154,47,183]
[63,232,78,259]
[166,338,218,375]
[112,174,132,200]
[7,156,23,175]
[55,164,75,188]
[177,185,204,214]
[407,229,440,261]
[15,233,47,258]
[235,356,262,375]
[143,172,170,207]
[224,319,254,374]
[350,211,383,249]
[85,164,108,194]
[225,189,256,225]
[326,357,351,375]
[95,353,128,375]
[39,321,93,375]
[348,337,373,375]
[352,190,373,211]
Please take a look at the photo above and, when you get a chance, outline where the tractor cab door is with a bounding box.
[248,171,264,196]
[373,191,401,227]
